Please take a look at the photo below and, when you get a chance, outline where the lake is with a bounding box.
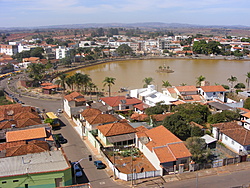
[68,58,250,93]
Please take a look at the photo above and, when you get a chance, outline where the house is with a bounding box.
[130,85,177,107]
[6,127,53,143]
[84,113,118,131]
[56,46,70,59]
[100,95,142,111]
[136,125,192,175]
[241,111,250,130]
[0,150,72,188]
[0,140,50,157]
[97,122,136,147]
[212,121,250,155]
[163,85,204,103]
[64,92,87,117]
[198,85,226,102]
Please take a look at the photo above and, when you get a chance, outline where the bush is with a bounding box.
[234,82,245,89]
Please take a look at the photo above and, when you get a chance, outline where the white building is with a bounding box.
[0,44,18,55]
[56,46,70,59]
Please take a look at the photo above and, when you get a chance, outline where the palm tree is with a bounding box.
[143,77,153,88]
[162,80,172,87]
[180,83,187,86]
[103,77,116,97]
[196,75,206,87]
[55,73,67,91]
[87,82,95,99]
[65,75,75,91]
[81,74,92,93]
[246,72,250,91]
[227,75,237,91]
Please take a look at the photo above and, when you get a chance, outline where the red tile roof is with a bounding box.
[212,121,250,145]
[81,108,102,118]
[100,96,142,107]
[85,114,118,125]
[97,122,136,137]
[6,141,49,157]
[200,85,226,92]
[139,125,192,163]
[6,127,48,142]
[64,91,86,102]
[133,103,150,111]
[175,85,197,92]
[242,112,250,119]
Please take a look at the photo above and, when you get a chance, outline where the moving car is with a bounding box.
[53,133,67,144]
[71,162,83,177]
[94,160,106,169]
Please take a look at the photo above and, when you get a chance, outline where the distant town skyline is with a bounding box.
[0,0,250,28]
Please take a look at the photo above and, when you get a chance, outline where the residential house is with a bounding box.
[100,95,142,111]
[198,85,226,102]
[64,92,87,118]
[97,122,136,147]
[163,85,204,103]
[241,111,250,130]
[136,125,192,175]
[0,150,72,188]
[212,121,250,155]
[6,126,53,143]
[130,85,176,107]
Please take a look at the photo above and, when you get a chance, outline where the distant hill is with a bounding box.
[1,22,250,30]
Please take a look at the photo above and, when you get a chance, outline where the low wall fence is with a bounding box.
[100,149,161,181]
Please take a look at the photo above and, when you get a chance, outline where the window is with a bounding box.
[2,181,7,184]
[225,136,228,140]
[25,184,29,188]
[231,140,234,145]
[13,180,19,182]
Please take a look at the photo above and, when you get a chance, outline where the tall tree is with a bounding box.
[65,75,75,91]
[55,73,67,91]
[103,77,116,97]
[143,77,154,88]
[246,72,250,91]
[227,75,238,91]
[27,63,46,86]
[196,75,206,87]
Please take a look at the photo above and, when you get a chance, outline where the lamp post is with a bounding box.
[73,155,92,184]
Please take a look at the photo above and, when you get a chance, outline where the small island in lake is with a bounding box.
[156,65,174,73]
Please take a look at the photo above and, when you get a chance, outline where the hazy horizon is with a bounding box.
[1,0,250,28]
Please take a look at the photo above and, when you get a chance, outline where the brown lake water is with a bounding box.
[68,59,250,93]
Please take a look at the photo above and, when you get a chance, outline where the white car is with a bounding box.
[57,109,63,113]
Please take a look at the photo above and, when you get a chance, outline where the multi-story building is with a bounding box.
[0,44,18,56]
[56,46,70,59]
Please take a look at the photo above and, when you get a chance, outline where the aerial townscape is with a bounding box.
[1,1,250,188]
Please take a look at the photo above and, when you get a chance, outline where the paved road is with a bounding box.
[1,76,125,188]
[159,169,250,188]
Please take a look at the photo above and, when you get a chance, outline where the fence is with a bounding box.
[100,149,161,181]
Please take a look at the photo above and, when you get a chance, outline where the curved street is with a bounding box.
[0,74,127,188]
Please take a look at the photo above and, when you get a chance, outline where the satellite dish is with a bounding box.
[139,136,149,144]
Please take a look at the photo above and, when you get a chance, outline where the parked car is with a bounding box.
[71,162,83,177]
[57,109,63,113]
[53,133,67,144]
[94,160,106,169]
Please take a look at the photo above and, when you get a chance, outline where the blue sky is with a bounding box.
[0,0,249,27]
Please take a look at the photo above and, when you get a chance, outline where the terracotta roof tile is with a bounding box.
[133,103,150,111]
[152,113,174,122]
[213,121,250,145]
[100,96,142,107]
[130,113,148,121]
[135,126,149,138]
[85,114,118,125]
[200,85,226,92]
[6,141,49,157]
[6,127,47,142]
[144,125,182,151]
[97,122,136,137]
[175,85,198,92]
[242,112,250,119]
[81,108,102,118]
[64,91,86,102]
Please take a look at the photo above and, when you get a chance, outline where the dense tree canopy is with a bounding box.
[116,44,133,56]
[244,98,250,110]
[185,137,211,164]
[208,110,240,124]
